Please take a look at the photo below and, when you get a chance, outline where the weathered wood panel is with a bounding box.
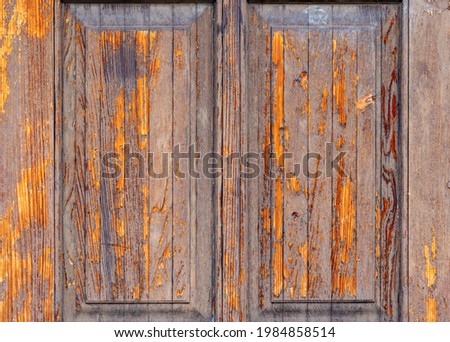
[218,0,248,322]
[248,3,400,322]
[61,3,214,321]
[0,0,55,321]
[409,0,450,322]
[1,0,449,323]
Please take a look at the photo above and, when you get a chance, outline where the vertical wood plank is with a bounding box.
[220,0,247,322]
[247,3,274,321]
[172,26,190,303]
[308,21,333,317]
[0,0,54,322]
[122,28,142,301]
[409,0,450,322]
[148,29,173,302]
[282,29,309,304]
[270,28,285,305]
[331,28,358,304]
[62,4,87,319]
[380,4,400,321]
[85,28,103,302]
[356,25,377,302]
[187,4,214,320]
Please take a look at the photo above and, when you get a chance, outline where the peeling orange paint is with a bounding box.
[318,88,328,135]
[300,71,308,91]
[0,154,52,321]
[261,208,270,234]
[273,177,284,298]
[271,31,286,300]
[287,175,301,192]
[136,31,148,57]
[336,136,345,149]
[356,92,376,111]
[424,231,437,287]
[114,88,125,204]
[272,31,285,169]
[299,271,308,298]
[176,284,186,297]
[142,184,150,294]
[284,32,303,67]
[0,0,53,114]
[136,76,149,139]
[151,58,161,88]
[426,297,437,322]
[332,158,357,298]
[174,46,183,70]
[298,242,308,265]
[333,43,347,126]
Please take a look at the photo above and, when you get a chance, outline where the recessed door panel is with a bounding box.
[62,3,214,321]
[248,3,401,321]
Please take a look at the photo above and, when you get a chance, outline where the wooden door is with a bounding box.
[61,2,214,321]
[59,1,402,322]
[247,3,401,321]
[2,0,449,323]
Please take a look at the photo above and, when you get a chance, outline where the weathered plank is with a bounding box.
[0,0,55,322]
[281,28,309,305]
[61,2,214,321]
[247,3,277,321]
[409,0,450,322]
[308,14,333,321]
[247,3,401,322]
[220,0,248,322]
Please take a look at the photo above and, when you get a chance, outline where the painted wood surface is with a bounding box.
[60,3,214,321]
[0,0,55,321]
[247,3,400,321]
[0,0,449,322]
[408,0,450,322]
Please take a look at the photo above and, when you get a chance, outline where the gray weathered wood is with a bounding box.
[409,0,450,322]
[61,2,214,321]
[247,2,401,322]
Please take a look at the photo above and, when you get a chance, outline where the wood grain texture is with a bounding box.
[307,9,333,320]
[0,0,55,321]
[380,4,401,321]
[61,3,214,321]
[2,0,449,323]
[218,0,248,322]
[248,3,400,322]
[409,0,450,322]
